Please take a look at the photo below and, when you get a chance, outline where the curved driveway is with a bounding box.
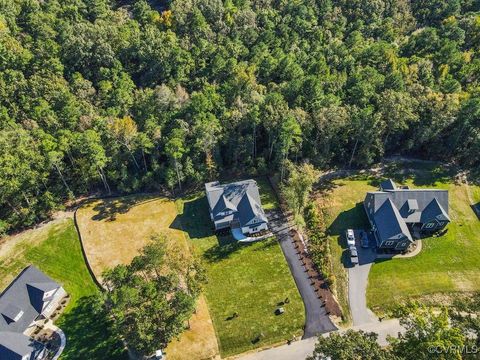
[267,211,337,338]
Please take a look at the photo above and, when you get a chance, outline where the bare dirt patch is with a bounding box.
[166,295,220,360]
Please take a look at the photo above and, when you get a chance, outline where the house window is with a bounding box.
[385,241,395,246]
[424,222,435,229]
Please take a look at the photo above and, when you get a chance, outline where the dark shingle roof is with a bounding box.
[0,332,44,360]
[205,180,268,227]
[1,304,23,324]
[388,189,449,219]
[373,199,413,242]
[421,198,450,223]
[380,179,397,191]
[0,266,61,334]
[365,179,450,244]
[407,199,419,211]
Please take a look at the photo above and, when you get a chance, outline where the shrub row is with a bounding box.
[304,203,335,287]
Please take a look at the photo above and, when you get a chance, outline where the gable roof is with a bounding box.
[212,194,237,215]
[1,304,24,324]
[366,180,449,224]
[365,179,450,244]
[407,199,419,211]
[421,198,450,223]
[388,189,449,220]
[380,179,397,191]
[205,180,267,227]
[374,199,413,242]
[0,332,44,360]
[0,266,61,334]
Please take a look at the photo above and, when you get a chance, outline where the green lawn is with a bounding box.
[0,219,127,360]
[317,166,480,316]
[471,184,480,204]
[176,179,305,357]
[255,177,279,211]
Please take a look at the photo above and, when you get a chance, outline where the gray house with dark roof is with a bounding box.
[364,179,450,251]
[0,266,66,360]
[205,180,268,235]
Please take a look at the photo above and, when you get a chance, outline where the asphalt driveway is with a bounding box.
[346,234,378,326]
[267,210,337,338]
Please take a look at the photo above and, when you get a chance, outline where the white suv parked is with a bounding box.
[346,229,355,247]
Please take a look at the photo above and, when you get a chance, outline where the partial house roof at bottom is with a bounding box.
[0,265,61,334]
[0,332,44,360]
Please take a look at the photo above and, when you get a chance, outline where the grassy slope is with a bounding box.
[176,179,305,357]
[0,219,126,360]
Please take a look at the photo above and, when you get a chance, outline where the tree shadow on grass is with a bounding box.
[58,296,127,360]
[170,196,214,240]
[377,163,454,188]
[253,237,278,252]
[202,236,251,263]
[327,202,369,240]
[90,195,158,222]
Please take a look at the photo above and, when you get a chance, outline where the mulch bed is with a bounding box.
[290,229,342,317]
[268,175,342,318]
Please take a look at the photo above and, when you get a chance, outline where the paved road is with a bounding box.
[267,211,337,338]
[236,319,404,360]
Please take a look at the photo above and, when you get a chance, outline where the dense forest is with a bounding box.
[1,0,480,233]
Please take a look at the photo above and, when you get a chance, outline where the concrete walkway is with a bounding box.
[376,240,422,259]
[267,210,337,338]
[236,319,404,360]
[43,322,66,360]
[231,228,273,242]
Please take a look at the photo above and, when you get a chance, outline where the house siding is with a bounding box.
[214,221,230,230]
[242,222,268,235]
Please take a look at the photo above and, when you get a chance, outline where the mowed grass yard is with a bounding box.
[176,178,305,357]
[0,219,127,360]
[317,164,480,316]
[76,195,219,360]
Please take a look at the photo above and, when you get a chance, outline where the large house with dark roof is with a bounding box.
[364,179,450,251]
[0,266,66,360]
[205,180,268,235]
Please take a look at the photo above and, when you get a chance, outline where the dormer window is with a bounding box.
[407,199,419,213]
[13,310,24,322]
[1,304,24,324]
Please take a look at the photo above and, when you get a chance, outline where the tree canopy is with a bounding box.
[99,234,205,356]
[1,0,480,232]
